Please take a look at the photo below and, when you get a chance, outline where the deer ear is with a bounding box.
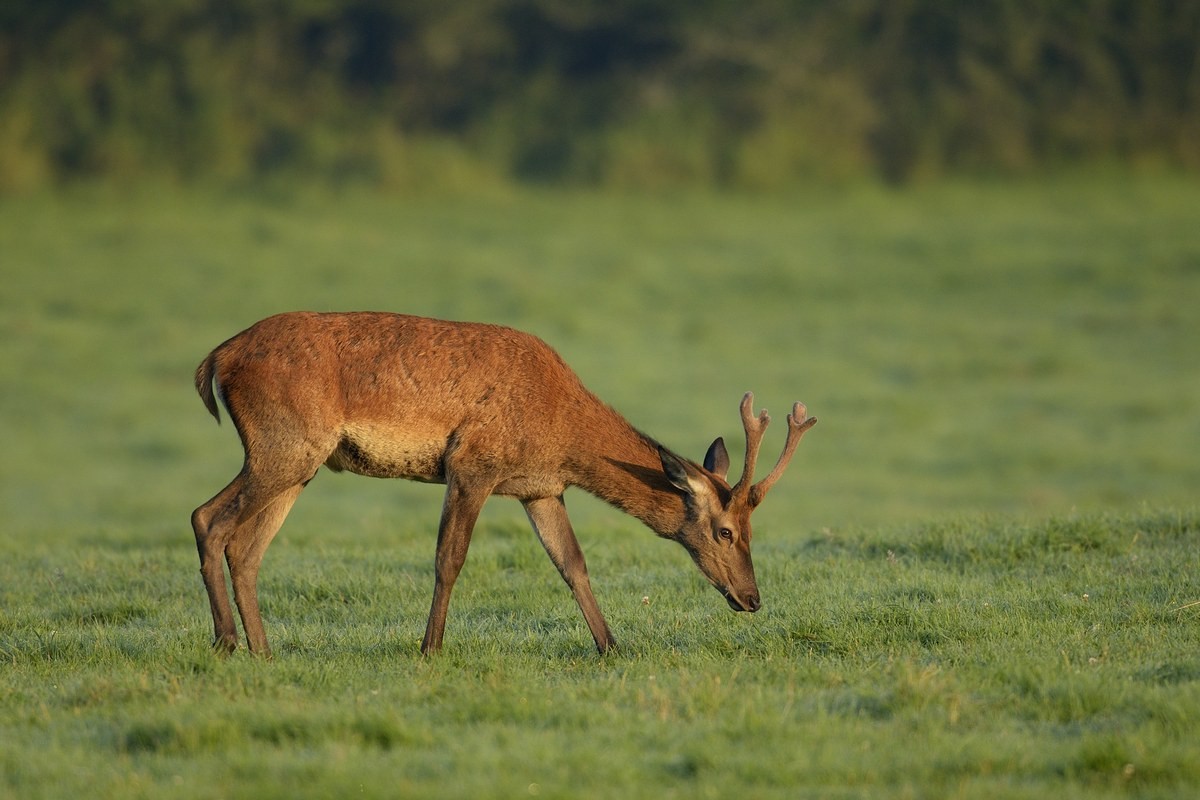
[703,437,730,479]
[659,447,698,495]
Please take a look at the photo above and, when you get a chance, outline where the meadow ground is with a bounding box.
[1,175,1198,798]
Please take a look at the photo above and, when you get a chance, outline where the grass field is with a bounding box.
[1,175,1198,798]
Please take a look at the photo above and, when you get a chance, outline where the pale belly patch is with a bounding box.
[324,428,445,481]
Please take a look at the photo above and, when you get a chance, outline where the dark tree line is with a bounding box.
[1,0,1197,190]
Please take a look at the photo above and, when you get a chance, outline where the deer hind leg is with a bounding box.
[192,473,249,654]
[420,478,491,655]
[226,482,305,658]
[523,495,616,654]
[192,458,319,654]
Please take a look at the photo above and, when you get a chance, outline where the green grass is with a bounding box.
[3,513,1198,798]
[1,175,1199,797]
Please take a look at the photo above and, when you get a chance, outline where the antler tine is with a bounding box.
[731,392,771,500]
[748,402,817,507]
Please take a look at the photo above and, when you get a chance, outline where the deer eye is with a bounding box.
[718,527,734,542]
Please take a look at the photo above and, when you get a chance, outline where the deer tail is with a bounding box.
[194,351,222,424]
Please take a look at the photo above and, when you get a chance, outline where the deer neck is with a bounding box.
[566,401,688,537]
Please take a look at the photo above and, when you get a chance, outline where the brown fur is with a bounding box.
[191,311,816,656]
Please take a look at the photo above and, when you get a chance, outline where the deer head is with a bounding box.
[659,393,817,613]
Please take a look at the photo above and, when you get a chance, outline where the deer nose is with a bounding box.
[721,586,762,613]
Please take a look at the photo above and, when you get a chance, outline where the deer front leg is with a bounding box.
[421,479,490,655]
[524,495,616,654]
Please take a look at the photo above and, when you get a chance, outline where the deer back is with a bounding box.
[201,312,591,488]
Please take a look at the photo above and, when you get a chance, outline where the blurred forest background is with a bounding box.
[3,1,1199,535]
[2,0,1198,193]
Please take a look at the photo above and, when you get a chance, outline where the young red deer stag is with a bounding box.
[191,312,816,656]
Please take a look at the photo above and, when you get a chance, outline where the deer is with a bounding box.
[191,311,816,657]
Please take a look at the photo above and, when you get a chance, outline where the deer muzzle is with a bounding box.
[721,585,762,613]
